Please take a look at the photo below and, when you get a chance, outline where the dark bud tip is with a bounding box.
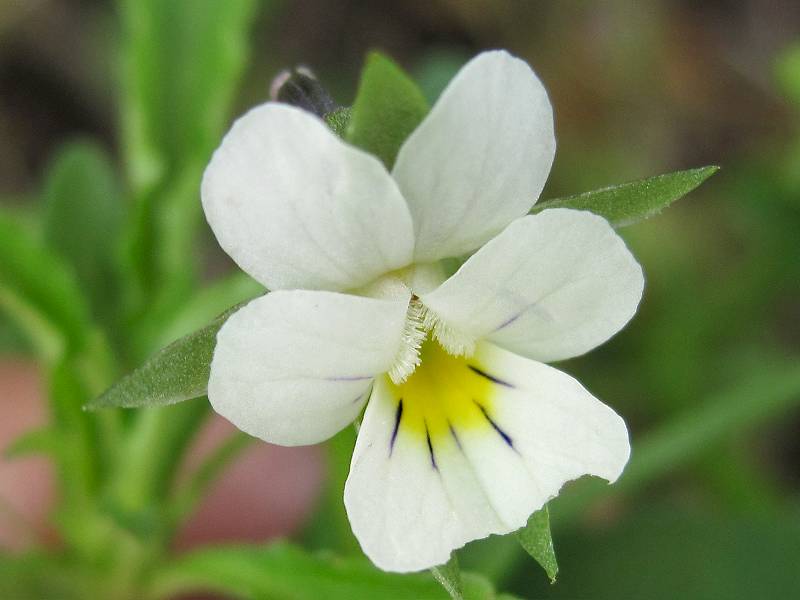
[270,66,338,118]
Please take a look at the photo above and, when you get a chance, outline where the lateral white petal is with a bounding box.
[392,50,555,263]
[202,103,415,291]
[421,209,644,362]
[344,341,629,572]
[208,290,409,446]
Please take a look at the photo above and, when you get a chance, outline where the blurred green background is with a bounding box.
[1,1,799,599]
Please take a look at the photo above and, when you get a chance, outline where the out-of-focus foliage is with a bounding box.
[42,142,124,330]
[121,0,262,353]
[1,1,799,599]
[0,215,92,360]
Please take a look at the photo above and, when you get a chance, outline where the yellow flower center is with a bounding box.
[383,337,509,450]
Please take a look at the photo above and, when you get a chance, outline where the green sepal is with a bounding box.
[430,553,464,599]
[347,51,430,168]
[515,505,558,583]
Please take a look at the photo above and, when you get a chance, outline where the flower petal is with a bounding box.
[392,50,555,263]
[208,289,410,446]
[344,340,629,572]
[202,103,415,291]
[421,209,644,362]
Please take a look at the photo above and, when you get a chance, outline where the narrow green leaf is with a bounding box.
[87,302,249,409]
[4,428,57,459]
[42,141,124,325]
[150,542,450,600]
[431,554,464,600]
[168,430,253,526]
[119,0,261,311]
[0,214,91,360]
[534,166,719,227]
[347,52,429,168]
[515,505,558,583]
[120,0,260,190]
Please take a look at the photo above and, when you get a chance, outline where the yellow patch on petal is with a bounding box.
[383,338,510,449]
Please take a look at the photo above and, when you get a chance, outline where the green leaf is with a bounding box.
[42,141,124,326]
[347,52,430,168]
[87,302,249,409]
[150,542,450,600]
[534,166,719,227]
[0,214,91,360]
[515,505,558,583]
[431,554,464,600]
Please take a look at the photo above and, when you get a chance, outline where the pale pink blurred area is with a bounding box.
[0,360,325,552]
[0,360,56,551]
[174,415,325,548]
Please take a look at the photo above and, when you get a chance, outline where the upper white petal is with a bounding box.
[392,50,555,263]
[208,289,409,446]
[421,209,644,363]
[344,341,629,572]
[202,103,415,292]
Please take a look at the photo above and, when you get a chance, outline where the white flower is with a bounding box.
[201,50,644,572]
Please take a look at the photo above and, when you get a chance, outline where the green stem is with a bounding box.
[109,400,209,513]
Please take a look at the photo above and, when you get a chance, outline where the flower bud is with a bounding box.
[270,67,337,118]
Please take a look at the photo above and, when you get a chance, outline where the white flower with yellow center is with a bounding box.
[201,50,644,572]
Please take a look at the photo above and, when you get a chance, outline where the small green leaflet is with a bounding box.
[347,52,430,169]
[86,302,247,410]
[516,505,558,583]
[430,554,463,600]
[534,166,719,227]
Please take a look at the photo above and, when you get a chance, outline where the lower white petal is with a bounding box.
[208,290,409,446]
[344,340,629,572]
